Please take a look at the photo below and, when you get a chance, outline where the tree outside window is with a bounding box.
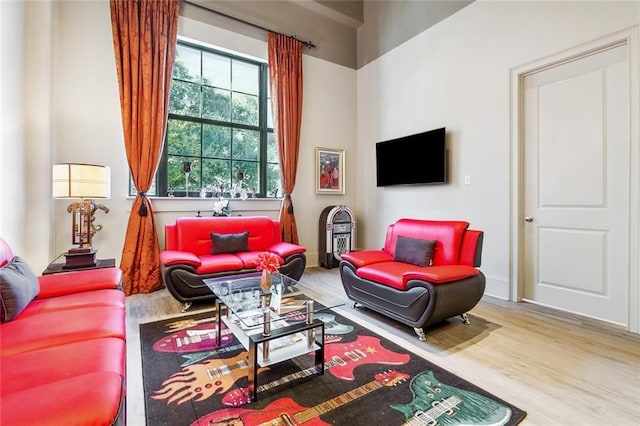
[139,40,282,198]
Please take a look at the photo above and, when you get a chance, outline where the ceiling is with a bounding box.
[182,1,473,69]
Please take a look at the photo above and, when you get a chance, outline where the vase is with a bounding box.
[260,270,272,292]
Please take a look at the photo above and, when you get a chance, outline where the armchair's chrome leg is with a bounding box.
[181,302,193,313]
[414,328,427,341]
[460,313,470,324]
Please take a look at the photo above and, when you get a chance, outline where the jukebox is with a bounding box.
[318,205,356,269]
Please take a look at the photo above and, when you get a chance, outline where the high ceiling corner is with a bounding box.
[182,0,473,70]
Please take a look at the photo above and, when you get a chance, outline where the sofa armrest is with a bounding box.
[159,250,201,268]
[404,265,479,285]
[37,268,122,299]
[340,250,392,268]
[267,242,306,258]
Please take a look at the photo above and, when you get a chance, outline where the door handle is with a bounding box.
[524,216,534,222]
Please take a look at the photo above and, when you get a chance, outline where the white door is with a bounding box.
[522,42,630,325]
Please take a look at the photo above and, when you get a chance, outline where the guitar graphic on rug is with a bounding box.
[223,335,410,406]
[193,370,409,426]
[314,313,353,335]
[391,370,512,426]
[152,324,234,353]
[180,343,244,367]
[152,353,269,405]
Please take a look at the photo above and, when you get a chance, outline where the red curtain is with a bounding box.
[110,0,180,295]
[268,33,304,244]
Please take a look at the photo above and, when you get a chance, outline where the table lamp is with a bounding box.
[52,163,111,269]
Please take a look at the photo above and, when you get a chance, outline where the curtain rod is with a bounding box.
[183,1,316,49]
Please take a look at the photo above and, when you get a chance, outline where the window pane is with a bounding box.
[232,129,259,160]
[169,80,201,117]
[203,87,230,121]
[203,52,230,89]
[232,92,258,126]
[129,177,157,196]
[266,163,282,197]
[174,44,201,83]
[267,132,278,163]
[267,97,274,128]
[232,60,259,95]
[167,120,201,156]
[232,160,258,195]
[167,155,201,194]
[203,158,231,192]
[203,124,231,158]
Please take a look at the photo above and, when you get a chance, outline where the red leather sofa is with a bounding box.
[160,216,307,311]
[339,219,485,341]
[0,238,126,425]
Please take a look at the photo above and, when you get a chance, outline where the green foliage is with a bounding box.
[162,44,281,197]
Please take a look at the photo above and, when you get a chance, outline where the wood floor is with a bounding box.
[125,267,640,425]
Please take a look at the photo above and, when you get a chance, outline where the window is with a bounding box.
[141,40,281,198]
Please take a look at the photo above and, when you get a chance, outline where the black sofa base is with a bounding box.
[339,261,486,340]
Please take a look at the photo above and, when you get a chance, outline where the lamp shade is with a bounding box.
[52,163,111,199]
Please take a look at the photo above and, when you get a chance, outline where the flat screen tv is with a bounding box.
[376,127,447,187]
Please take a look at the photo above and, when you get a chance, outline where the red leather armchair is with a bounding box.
[339,219,485,341]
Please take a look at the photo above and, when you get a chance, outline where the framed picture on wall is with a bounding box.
[315,147,345,194]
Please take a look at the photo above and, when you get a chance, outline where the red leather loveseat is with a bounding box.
[0,238,126,425]
[340,219,485,341]
[160,216,307,311]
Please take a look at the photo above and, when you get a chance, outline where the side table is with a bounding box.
[42,258,117,275]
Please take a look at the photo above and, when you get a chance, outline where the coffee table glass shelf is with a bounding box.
[204,272,342,401]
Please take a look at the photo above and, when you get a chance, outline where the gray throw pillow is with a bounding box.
[0,256,39,323]
[394,236,436,267]
[211,231,250,254]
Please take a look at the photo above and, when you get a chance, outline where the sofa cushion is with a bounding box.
[393,236,436,267]
[356,262,418,291]
[0,305,125,357]
[1,337,125,395]
[236,251,284,270]
[0,372,124,426]
[0,256,39,323]
[211,231,250,254]
[195,254,245,274]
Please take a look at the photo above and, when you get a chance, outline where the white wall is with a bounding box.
[51,0,128,270]
[0,1,28,255]
[47,2,357,271]
[356,1,640,300]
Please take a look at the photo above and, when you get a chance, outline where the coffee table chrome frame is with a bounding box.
[214,298,326,402]
[247,319,325,402]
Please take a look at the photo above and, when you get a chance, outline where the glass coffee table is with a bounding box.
[204,271,342,401]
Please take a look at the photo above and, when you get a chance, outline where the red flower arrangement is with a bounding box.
[256,251,280,274]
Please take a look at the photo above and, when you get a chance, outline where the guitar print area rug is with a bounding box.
[140,303,526,426]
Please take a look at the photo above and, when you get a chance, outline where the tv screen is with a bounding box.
[376,127,447,187]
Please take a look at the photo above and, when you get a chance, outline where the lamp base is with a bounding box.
[63,249,97,269]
